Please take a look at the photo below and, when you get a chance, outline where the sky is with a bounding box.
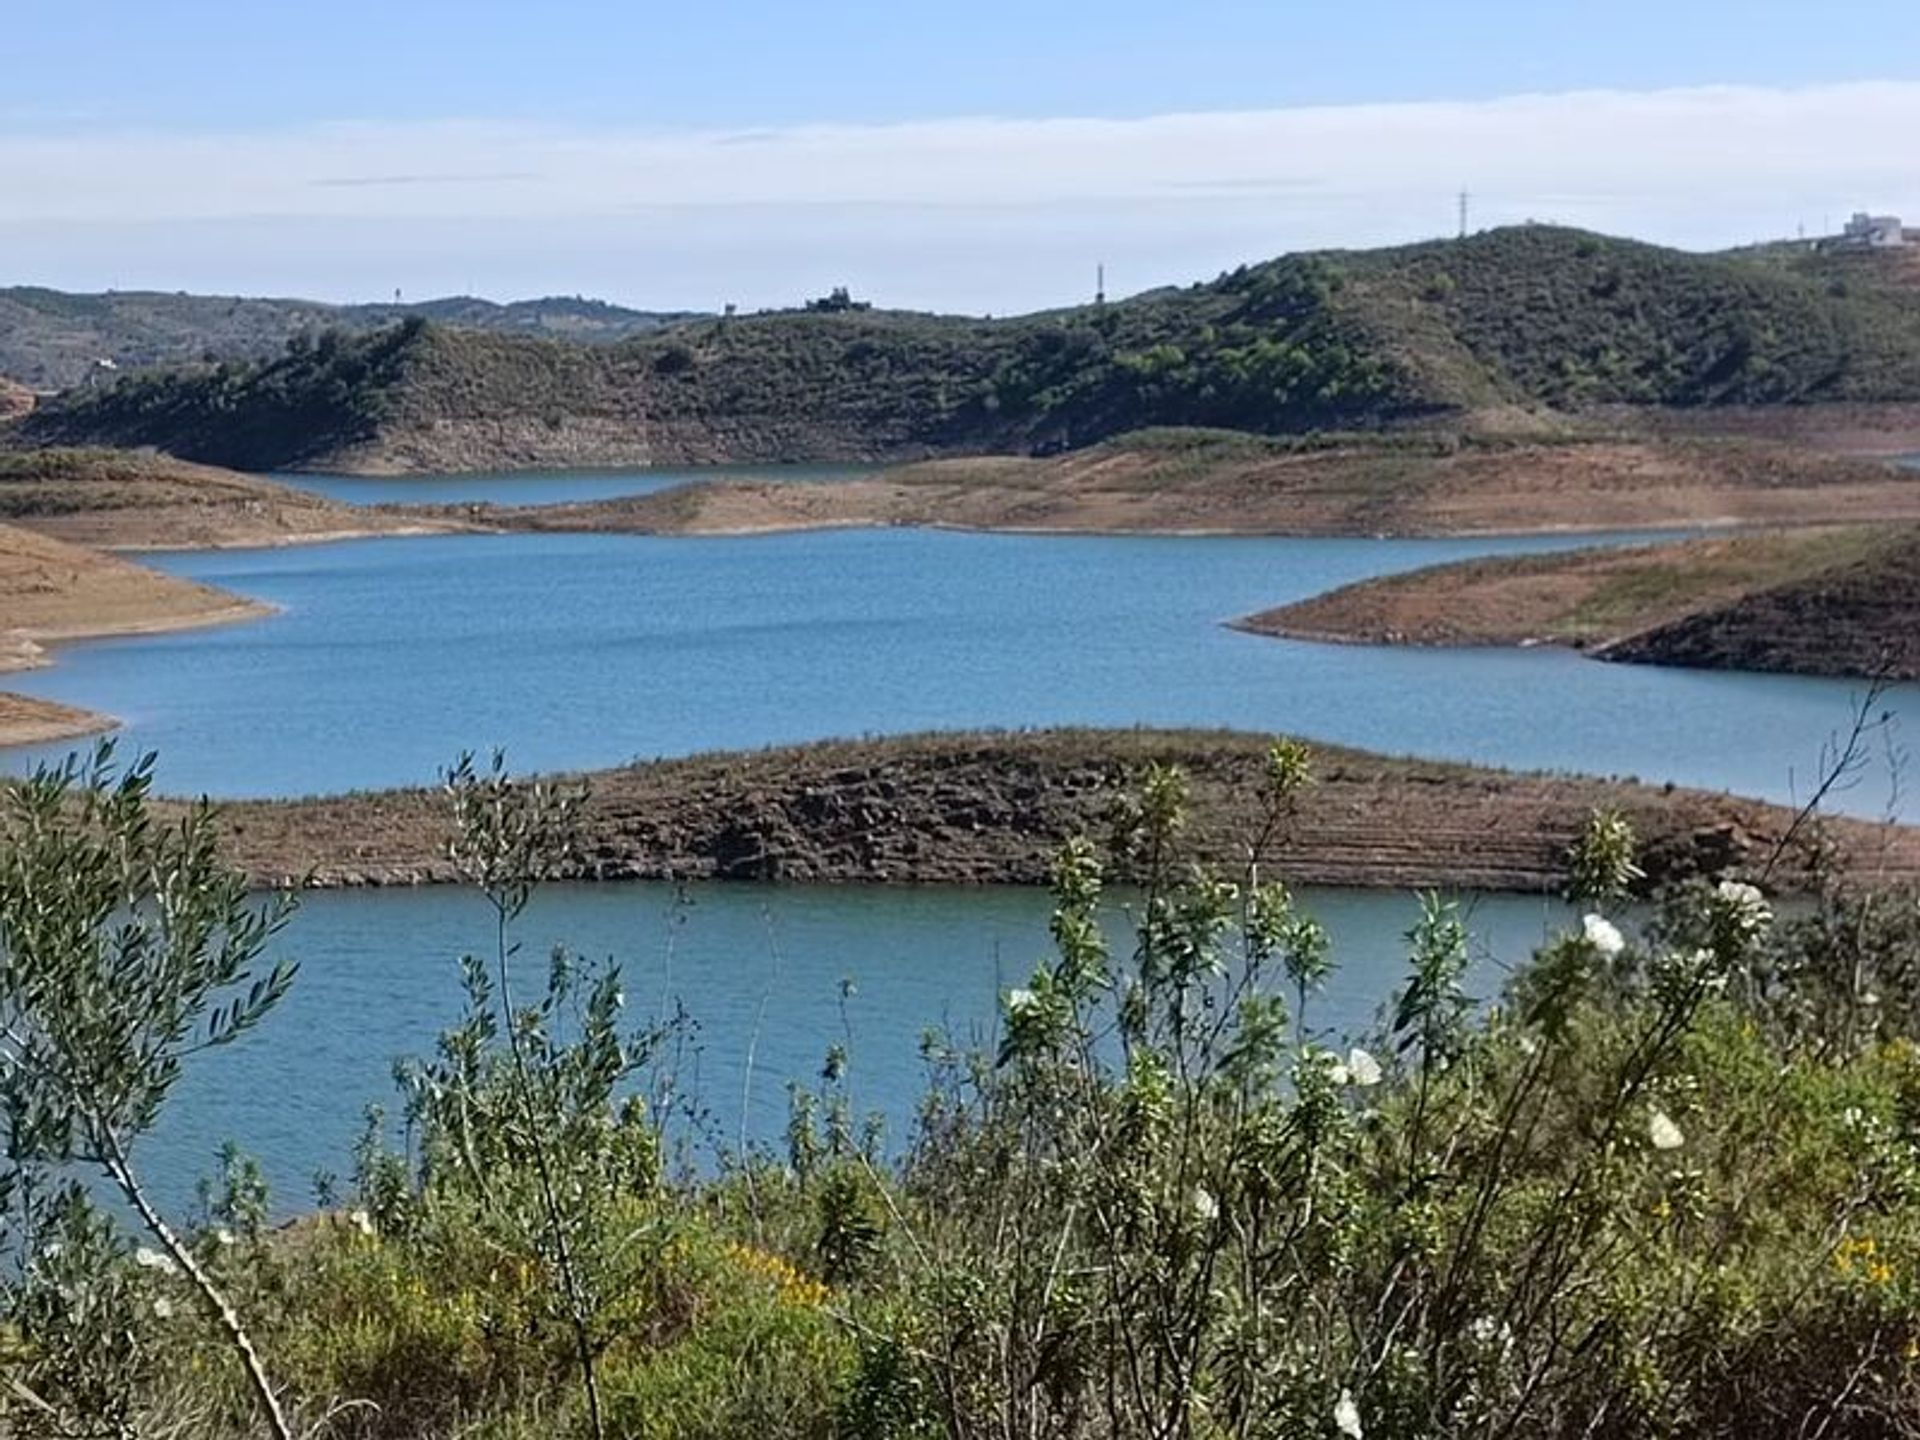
[4,0,1919,313]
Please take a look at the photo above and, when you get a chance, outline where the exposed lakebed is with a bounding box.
[274,459,870,509]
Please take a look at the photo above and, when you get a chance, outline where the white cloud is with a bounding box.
[2,82,1915,311]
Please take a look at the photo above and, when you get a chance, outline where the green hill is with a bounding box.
[0,285,698,391]
[16,226,1920,473]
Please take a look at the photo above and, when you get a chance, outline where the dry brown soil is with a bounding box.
[0,519,272,743]
[0,449,471,550]
[450,437,1920,539]
[202,729,1920,895]
[1240,526,1920,681]
[0,692,115,746]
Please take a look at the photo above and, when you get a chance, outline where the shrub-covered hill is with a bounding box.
[0,285,699,391]
[17,225,1920,472]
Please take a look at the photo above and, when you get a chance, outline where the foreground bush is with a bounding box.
[5,743,1920,1437]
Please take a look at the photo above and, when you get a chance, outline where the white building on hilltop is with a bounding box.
[1841,212,1908,249]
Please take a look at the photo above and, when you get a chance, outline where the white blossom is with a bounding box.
[213,1227,235,1247]
[1582,913,1625,958]
[347,1209,375,1238]
[1193,1187,1219,1221]
[1334,1389,1364,1439]
[1469,1315,1515,1354]
[133,1246,178,1275]
[1648,1108,1685,1151]
[152,1296,175,1319]
[1346,1047,1383,1087]
[1715,880,1772,929]
[1005,987,1037,1016]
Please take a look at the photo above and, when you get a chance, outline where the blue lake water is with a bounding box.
[3,526,1909,814]
[6,499,1914,1210]
[144,880,1577,1212]
[274,461,870,508]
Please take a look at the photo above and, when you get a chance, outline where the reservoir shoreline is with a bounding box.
[196,728,1920,897]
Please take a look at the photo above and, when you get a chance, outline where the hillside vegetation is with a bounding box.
[1243,523,1920,680]
[0,286,697,390]
[20,226,1920,473]
[13,748,1920,1438]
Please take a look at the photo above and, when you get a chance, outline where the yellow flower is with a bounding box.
[725,1241,830,1308]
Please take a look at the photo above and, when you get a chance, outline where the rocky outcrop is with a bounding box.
[0,379,35,423]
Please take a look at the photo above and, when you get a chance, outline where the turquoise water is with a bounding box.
[10,487,1906,1211]
[4,526,1909,813]
[274,461,871,508]
[144,880,1576,1211]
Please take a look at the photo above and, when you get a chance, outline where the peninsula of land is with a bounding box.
[201,728,1918,896]
[1239,524,1920,680]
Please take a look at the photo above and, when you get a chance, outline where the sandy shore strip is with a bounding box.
[0,517,282,749]
[0,691,117,747]
[415,436,1920,541]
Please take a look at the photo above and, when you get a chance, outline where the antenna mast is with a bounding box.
[1458,189,1471,240]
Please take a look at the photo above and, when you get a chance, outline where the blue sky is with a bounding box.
[12,0,1916,128]
[5,2,1918,310]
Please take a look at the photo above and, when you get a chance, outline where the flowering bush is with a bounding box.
[10,744,1920,1437]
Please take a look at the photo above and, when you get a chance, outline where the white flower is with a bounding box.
[213,1227,235,1248]
[1469,1315,1515,1354]
[1328,1061,1350,1086]
[1582,913,1625,958]
[1334,1389,1364,1439]
[133,1246,178,1275]
[1193,1187,1219,1221]
[1714,880,1772,929]
[152,1296,175,1319]
[1346,1047,1383,1088]
[347,1209,375,1238]
[1005,987,1037,1016]
[1648,1108,1685,1151]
